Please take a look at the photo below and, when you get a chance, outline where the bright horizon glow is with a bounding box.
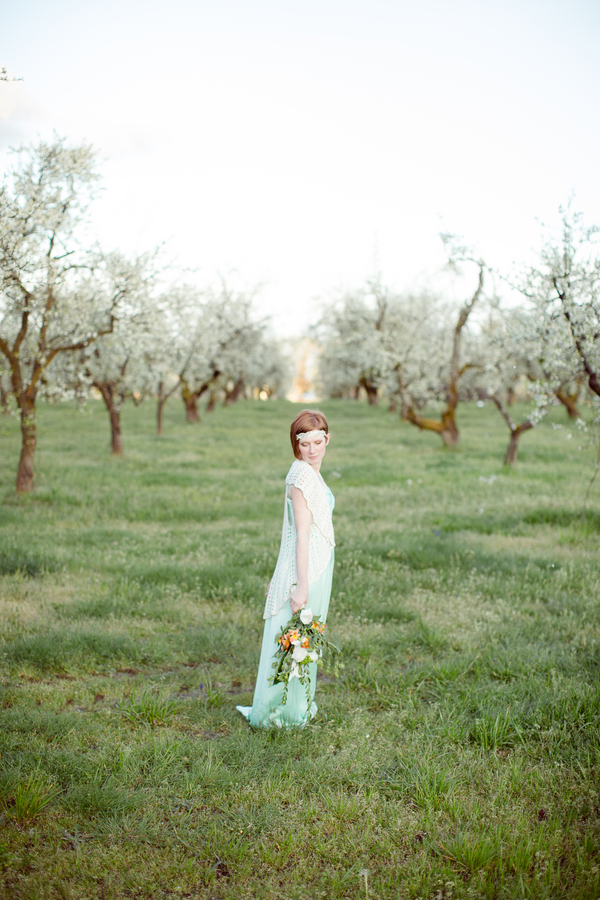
[1,0,599,335]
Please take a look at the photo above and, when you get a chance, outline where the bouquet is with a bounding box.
[269,607,340,705]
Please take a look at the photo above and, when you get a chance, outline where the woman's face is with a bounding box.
[297,432,330,469]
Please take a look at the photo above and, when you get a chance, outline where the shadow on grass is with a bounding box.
[0,549,61,577]
[3,631,144,671]
[432,508,600,536]
[524,508,600,532]
[380,532,555,577]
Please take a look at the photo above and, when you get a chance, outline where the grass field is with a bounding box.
[0,397,599,900]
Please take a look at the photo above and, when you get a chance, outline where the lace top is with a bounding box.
[263,459,336,618]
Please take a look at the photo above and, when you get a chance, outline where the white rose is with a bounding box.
[300,608,313,624]
[309,651,319,662]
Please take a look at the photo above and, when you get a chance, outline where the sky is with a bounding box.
[1,0,599,335]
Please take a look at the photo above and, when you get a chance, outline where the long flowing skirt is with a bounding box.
[237,552,334,728]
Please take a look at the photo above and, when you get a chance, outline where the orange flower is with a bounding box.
[302,637,310,648]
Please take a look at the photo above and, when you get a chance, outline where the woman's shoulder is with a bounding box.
[285,459,314,484]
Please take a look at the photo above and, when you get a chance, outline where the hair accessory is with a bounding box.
[296,430,327,441]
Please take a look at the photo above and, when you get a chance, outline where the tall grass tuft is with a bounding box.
[117,689,181,726]
[4,773,59,823]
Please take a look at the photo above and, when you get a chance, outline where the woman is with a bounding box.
[237,409,335,728]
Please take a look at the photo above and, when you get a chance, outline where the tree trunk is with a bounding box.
[96,382,124,455]
[224,375,245,406]
[157,397,166,435]
[400,404,460,447]
[16,402,36,493]
[109,405,123,455]
[440,409,459,447]
[555,388,581,419]
[359,376,379,406]
[156,379,169,436]
[182,393,200,422]
[504,432,519,467]
[1,384,10,415]
[366,386,378,406]
[388,397,397,413]
[503,422,533,467]
[156,378,182,435]
[491,395,534,468]
[180,378,203,423]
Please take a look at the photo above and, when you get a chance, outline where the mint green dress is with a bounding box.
[237,486,335,728]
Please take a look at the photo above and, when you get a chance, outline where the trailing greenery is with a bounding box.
[0,398,599,899]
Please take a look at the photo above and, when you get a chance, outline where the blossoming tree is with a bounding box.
[175,284,267,422]
[318,286,390,403]
[150,284,204,435]
[240,335,290,401]
[391,245,485,447]
[520,208,600,410]
[318,240,485,446]
[0,138,142,491]
[469,309,547,466]
[58,260,162,454]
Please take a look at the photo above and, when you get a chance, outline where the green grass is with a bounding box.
[0,396,599,899]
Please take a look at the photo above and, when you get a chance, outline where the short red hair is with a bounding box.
[290,409,329,459]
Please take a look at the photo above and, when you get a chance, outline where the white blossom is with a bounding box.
[292,646,310,663]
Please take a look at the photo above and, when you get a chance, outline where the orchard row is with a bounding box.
[1,139,599,491]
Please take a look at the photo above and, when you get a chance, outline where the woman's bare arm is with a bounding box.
[289,484,312,613]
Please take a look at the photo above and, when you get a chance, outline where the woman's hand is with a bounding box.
[290,586,308,614]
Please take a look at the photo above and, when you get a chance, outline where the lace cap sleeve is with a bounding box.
[285,460,335,547]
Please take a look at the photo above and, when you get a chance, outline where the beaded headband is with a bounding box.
[296,430,327,441]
